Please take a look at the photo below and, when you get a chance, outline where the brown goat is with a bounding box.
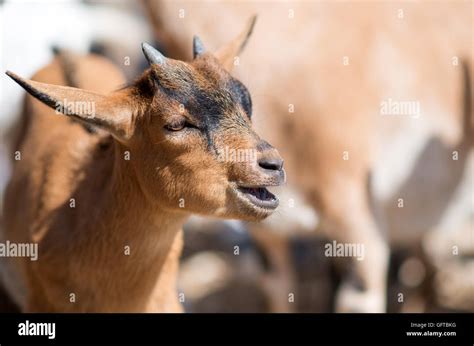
[1,17,285,312]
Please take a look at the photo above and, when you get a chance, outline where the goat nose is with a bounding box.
[258,156,284,171]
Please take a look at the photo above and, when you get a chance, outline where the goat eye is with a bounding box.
[164,120,186,132]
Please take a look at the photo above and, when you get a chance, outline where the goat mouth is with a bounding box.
[236,186,279,210]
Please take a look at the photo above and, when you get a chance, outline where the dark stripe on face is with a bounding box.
[150,65,252,151]
[228,77,252,119]
[156,81,229,150]
[153,71,228,124]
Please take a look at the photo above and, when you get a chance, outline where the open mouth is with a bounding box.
[236,186,279,210]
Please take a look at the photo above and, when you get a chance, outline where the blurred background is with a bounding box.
[0,0,472,312]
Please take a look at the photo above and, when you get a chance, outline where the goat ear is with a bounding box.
[215,15,257,71]
[6,71,134,140]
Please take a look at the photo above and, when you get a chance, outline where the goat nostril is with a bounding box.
[258,158,283,171]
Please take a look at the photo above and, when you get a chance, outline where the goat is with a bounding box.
[1,17,285,312]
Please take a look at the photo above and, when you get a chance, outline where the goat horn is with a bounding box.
[193,36,206,58]
[141,42,166,66]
